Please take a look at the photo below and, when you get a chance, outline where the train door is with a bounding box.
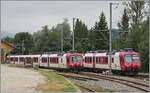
[14,57,16,64]
[93,53,97,68]
[113,53,122,70]
[93,56,95,68]
[59,56,66,68]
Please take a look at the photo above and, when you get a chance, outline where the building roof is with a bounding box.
[0,42,15,51]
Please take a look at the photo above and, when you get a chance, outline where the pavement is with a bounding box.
[1,64,45,93]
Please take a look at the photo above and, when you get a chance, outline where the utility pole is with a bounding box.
[109,3,112,74]
[148,0,150,90]
[73,18,75,51]
[61,25,63,53]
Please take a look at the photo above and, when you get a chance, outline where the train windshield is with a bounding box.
[125,55,140,63]
[132,55,140,62]
[70,56,82,62]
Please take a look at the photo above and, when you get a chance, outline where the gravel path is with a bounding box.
[1,65,45,93]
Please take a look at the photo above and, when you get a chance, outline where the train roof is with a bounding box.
[41,54,58,57]
[118,51,139,55]
[84,53,94,57]
[95,53,107,56]
[84,53,107,57]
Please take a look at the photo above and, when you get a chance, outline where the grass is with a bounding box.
[36,69,79,92]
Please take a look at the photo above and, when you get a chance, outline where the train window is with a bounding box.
[42,58,47,63]
[105,57,108,64]
[85,57,92,63]
[133,55,140,62]
[89,57,92,63]
[89,57,91,63]
[70,56,82,63]
[77,56,82,62]
[85,57,87,63]
[100,57,108,64]
[50,58,58,63]
[125,55,141,63]
[100,57,103,64]
[125,55,132,63]
[20,57,24,62]
[86,57,89,63]
[71,56,76,63]
[56,58,58,63]
[15,58,18,61]
[26,57,32,63]
[96,57,101,64]
[112,58,114,63]
[96,57,98,63]
[33,57,38,62]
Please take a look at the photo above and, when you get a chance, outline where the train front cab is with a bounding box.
[66,53,83,71]
[119,52,141,75]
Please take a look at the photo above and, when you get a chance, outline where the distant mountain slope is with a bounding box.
[111,29,120,39]
[1,31,15,39]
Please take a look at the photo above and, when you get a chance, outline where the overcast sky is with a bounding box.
[1,1,126,37]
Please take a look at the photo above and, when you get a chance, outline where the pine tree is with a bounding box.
[92,12,109,50]
[74,18,89,52]
[117,8,129,48]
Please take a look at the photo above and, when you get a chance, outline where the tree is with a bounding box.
[14,32,33,54]
[125,1,148,72]
[32,25,49,53]
[33,18,72,53]
[118,8,129,37]
[91,12,109,50]
[59,18,72,52]
[117,8,130,48]
[50,18,72,52]
[138,18,149,72]
[2,36,14,43]
[74,18,89,52]
[127,1,145,51]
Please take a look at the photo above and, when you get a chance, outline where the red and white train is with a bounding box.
[8,53,83,70]
[7,50,142,75]
[83,51,142,75]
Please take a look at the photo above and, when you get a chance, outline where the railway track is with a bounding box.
[129,74,149,80]
[57,72,97,92]
[43,69,149,92]
[74,83,96,92]
[58,72,99,81]
[79,72,149,92]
